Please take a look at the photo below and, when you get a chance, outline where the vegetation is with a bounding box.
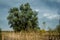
[42,21,46,30]
[2,31,48,40]
[0,28,2,40]
[7,3,40,32]
[55,24,60,39]
[56,24,60,33]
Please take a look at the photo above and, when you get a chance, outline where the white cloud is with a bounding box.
[43,13,60,20]
[34,9,40,12]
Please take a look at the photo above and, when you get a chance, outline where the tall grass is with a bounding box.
[0,28,2,40]
[2,31,48,40]
[2,31,60,40]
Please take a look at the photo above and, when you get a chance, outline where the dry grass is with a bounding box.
[2,31,59,40]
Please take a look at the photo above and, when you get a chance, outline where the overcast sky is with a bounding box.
[0,0,60,31]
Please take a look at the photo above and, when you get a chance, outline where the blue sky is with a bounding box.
[0,0,60,31]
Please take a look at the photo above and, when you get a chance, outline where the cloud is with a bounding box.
[43,13,60,20]
[34,9,40,12]
[36,7,58,20]
[41,0,60,9]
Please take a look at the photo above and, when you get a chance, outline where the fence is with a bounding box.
[2,31,60,40]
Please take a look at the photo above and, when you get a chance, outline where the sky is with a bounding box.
[0,0,60,31]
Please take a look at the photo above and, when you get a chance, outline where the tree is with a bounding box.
[42,21,46,30]
[0,28,2,40]
[7,3,39,32]
[56,24,60,33]
[54,24,60,39]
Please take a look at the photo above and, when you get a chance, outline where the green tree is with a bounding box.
[42,21,46,30]
[55,24,60,39]
[0,28,2,40]
[56,24,60,33]
[7,3,39,32]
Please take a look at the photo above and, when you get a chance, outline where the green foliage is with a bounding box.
[56,24,60,33]
[40,29,46,33]
[42,21,46,30]
[7,3,39,32]
[0,28,2,40]
[43,22,46,27]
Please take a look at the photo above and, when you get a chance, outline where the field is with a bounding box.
[1,31,60,40]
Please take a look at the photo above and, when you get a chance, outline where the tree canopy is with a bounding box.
[7,3,40,32]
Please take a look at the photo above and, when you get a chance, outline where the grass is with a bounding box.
[0,29,2,40]
[2,31,60,40]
